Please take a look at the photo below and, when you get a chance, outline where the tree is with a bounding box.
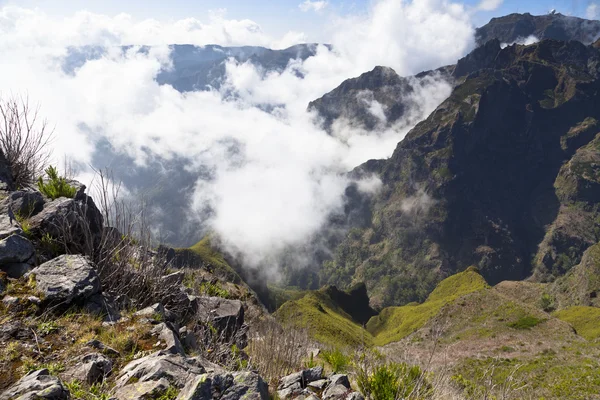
[0,95,53,188]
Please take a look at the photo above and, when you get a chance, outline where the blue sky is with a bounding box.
[3,0,599,42]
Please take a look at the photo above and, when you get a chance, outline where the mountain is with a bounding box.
[476,12,600,46]
[322,38,600,308]
[63,43,321,92]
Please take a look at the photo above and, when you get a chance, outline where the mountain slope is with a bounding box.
[323,38,600,308]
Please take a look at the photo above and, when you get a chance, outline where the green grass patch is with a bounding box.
[366,270,489,346]
[554,306,600,340]
[508,315,544,330]
[174,236,241,282]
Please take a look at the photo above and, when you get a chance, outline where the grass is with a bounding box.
[274,289,373,347]
[554,306,600,340]
[508,315,544,330]
[366,269,489,345]
[320,349,350,373]
[174,236,241,282]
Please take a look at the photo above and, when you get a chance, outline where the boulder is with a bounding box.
[1,262,33,279]
[178,371,268,400]
[329,374,351,388]
[0,213,22,240]
[160,271,185,287]
[0,150,13,192]
[179,327,198,351]
[134,303,177,323]
[83,293,122,323]
[64,353,113,384]
[0,369,69,400]
[113,378,171,400]
[115,351,205,390]
[278,371,304,390]
[85,339,120,356]
[346,392,365,400]
[0,234,35,265]
[322,384,351,400]
[307,379,328,391]
[304,366,324,383]
[151,323,185,355]
[0,189,45,218]
[27,254,100,306]
[196,297,245,340]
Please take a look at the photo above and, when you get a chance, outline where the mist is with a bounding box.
[0,0,478,276]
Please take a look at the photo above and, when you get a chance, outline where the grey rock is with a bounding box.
[151,323,185,355]
[84,293,122,323]
[134,303,176,322]
[0,369,69,400]
[0,150,13,192]
[307,379,329,391]
[0,280,5,296]
[1,190,45,218]
[28,254,100,306]
[115,351,205,390]
[2,296,19,308]
[304,366,324,383]
[329,374,351,389]
[178,371,268,400]
[0,234,35,265]
[322,384,350,400]
[277,386,303,400]
[65,353,113,384]
[346,392,365,400]
[1,262,33,279]
[296,395,320,400]
[179,327,198,351]
[85,339,120,356]
[279,371,304,390]
[27,296,41,305]
[196,297,244,339]
[113,378,171,400]
[0,213,22,240]
[160,271,185,286]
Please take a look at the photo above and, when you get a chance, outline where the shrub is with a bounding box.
[37,165,76,200]
[508,315,543,330]
[321,348,350,373]
[0,95,52,188]
[540,293,555,312]
[357,362,432,400]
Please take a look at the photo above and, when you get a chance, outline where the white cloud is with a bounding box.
[0,0,476,272]
[587,3,599,19]
[477,0,503,11]
[299,1,329,13]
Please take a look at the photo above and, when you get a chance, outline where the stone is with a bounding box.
[160,271,185,287]
[178,371,268,400]
[0,369,69,400]
[322,384,351,400]
[304,366,324,383]
[85,339,120,356]
[278,371,304,390]
[0,280,5,296]
[134,303,176,322]
[1,190,45,218]
[1,262,33,279]
[307,379,329,391]
[84,293,122,323]
[0,150,13,192]
[115,351,205,390]
[346,392,365,400]
[196,297,244,340]
[329,374,351,388]
[2,296,19,309]
[179,327,198,351]
[0,234,35,265]
[27,296,41,305]
[113,378,171,400]
[151,323,185,355]
[0,213,22,240]
[277,386,303,400]
[64,353,113,384]
[27,254,100,306]
[297,395,320,400]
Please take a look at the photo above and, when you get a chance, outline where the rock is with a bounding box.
[0,150,13,192]
[179,327,198,351]
[2,295,19,308]
[178,371,268,400]
[296,395,320,400]
[0,213,22,240]
[0,190,45,218]
[27,254,100,306]
[304,366,324,383]
[84,293,122,323]
[115,351,205,390]
[64,353,113,384]
[346,392,365,400]
[1,262,33,279]
[27,296,41,305]
[0,280,5,296]
[196,297,244,339]
[307,379,329,391]
[279,371,304,390]
[322,384,351,400]
[151,323,185,355]
[85,339,120,356]
[160,271,185,287]
[278,386,303,399]
[134,302,177,322]
[329,374,351,389]
[0,369,69,400]
[113,378,171,400]
[0,234,35,265]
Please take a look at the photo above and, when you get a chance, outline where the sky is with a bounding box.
[0,0,599,271]
[2,0,599,44]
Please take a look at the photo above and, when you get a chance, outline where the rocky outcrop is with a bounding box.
[178,371,269,400]
[64,353,113,384]
[196,297,245,340]
[0,369,69,400]
[0,234,35,266]
[27,254,100,306]
[0,150,13,192]
[277,369,362,400]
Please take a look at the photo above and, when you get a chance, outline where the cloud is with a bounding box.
[0,0,477,274]
[500,34,539,48]
[299,1,329,13]
[587,3,599,19]
[477,0,503,11]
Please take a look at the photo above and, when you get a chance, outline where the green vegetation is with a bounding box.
[65,381,110,400]
[554,306,600,340]
[320,349,350,373]
[366,269,489,345]
[174,236,241,282]
[37,165,76,200]
[199,281,230,298]
[540,293,555,312]
[508,315,544,330]
[356,362,431,400]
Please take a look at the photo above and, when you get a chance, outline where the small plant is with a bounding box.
[357,362,432,400]
[540,293,555,312]
[304,352,317,369]
[40,233,61,256]
[37,165,76,200]
[37,320,60,336]
[508,315,543,330]
[156,385,179,400]
[321,348,350,373]
[199,281,229,298]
